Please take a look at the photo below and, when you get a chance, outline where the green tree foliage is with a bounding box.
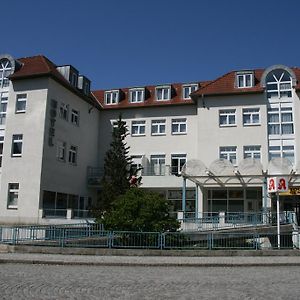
[102,188,180,232]
[96,115,141,215]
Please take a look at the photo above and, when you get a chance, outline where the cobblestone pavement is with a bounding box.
[0,264,300,299]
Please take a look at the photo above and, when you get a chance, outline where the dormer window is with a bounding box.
[0,58,12,89]
[129,88,144,103]
[236,72,253,88]
[105,90,119,105]
[182,84,198,99]
[156,86,171,101]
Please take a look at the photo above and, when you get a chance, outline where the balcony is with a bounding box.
[40,208,93,220]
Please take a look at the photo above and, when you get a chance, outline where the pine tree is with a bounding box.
[96,115,141,215]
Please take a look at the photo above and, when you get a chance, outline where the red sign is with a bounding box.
[267,177,289,193]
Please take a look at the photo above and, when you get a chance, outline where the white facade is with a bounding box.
[1,54,300,225]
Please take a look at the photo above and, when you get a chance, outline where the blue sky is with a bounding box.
[3,0,300,90]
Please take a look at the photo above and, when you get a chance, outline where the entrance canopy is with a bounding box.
[181,157,300,187]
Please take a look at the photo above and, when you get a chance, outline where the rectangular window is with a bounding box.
[269,140,295,164]
[68,145,78,165]
[56,140,66,162]
[268,104,294,135]
[243,108,260,125]
[172,118,187,135]
[220,146,237,164]
[171,154,186,175]
[182,84,198,99]
[11,134,23,157]
[237,73,253,88]
[71,109,80,126]
[131,155,143,173]
[150,154,166,175]
[131,120,146,136]
[219,109,236,126]
[151,119,166,135]
[0,136,3,167]
[105,90,119,105]
[59,103,69,121]
[15,94,27,113]
[156,86,171,101]
[244,145,261,160]
[7,183,19,209]
[0,92,8,125]
[129,88,144,103]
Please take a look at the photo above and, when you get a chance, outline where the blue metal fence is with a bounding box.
[0,223,299,250]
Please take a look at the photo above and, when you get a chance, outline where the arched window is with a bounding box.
[266,69,292,99]
[0,58,12,88]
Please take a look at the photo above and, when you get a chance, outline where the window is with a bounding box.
[15,94,27,113]
[219,109,236,126]
[244,145,261,160]
[0,92,8,125]
[269,140,295,164]
[151,119,166,135]
[68,145,78,165]
[182,84,198,99]
[0,58,12,88]
[171,154,186,175]
[268,104,294,135]
[150,154,165,175]
[129,88,144,103]
[7,183,19,209]
[11,134,23,157]
[156,86,171,101]
[0,136,3,167]
[266,69,292,98]
[56,140,66,162]
[243,108,260,125]
[172,118,187,135]
[105,90,119,105]
[131,155,143,173]
[59,103,69,121]
[237,73,253,88]
[131,120,146,136]
[220,146,237,164]
[71,109,79,126]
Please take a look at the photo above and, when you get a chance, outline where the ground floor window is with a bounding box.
[207,188,262,213]
[167,189,195,214]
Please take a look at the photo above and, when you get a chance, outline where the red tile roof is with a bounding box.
[192,67,300,97]
[92,81,212,109]
[10,55,99,108]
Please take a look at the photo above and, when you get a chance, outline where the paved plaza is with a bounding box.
[0,263,300,299]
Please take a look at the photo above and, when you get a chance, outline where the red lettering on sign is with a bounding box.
[269,178,275,191]
[278,178,286,191]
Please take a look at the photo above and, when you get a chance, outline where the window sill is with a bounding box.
[15,110,26,114]
[243,123,261,127]
[172,132,187,135]
[151,133,166,136]
[11,154,22,158]
[7,206,18,210]
[131,134,146,137]
[219,124,237,128]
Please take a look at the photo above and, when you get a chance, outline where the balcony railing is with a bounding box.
[41,209,93,220]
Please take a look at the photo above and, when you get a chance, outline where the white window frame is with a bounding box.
[151,119,166,136]
[129,88,145,103]
[68,145,78,165]
[244,145,261,160]
[15,94,27,113]
[0,59,12,89]
[243,108,260,126]
[266,70,292,99]
[56,140,66,162]
[220,146,237,165]
[171,118,187,135]
[71,109,80,126]
[268,103,294,136]
[237,73,253,88]
[150,154,166,175]
[59,103,69,121]
[11,134,23,157]
[131,120,146,136]
[131,155,143,173]
[0,92,8,125]
[171,154,187,175]
[182,84,198,99]
[155,86,171,101]
[269,140,295,164]
[7,183,19,209]
[105,90,119,105]
[219,109,236,127]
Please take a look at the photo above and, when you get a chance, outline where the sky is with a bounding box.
[3,0,300,90]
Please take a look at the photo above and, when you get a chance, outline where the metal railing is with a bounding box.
[0,224,299,249]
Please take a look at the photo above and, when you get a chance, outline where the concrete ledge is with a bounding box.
[4,245,300,257]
